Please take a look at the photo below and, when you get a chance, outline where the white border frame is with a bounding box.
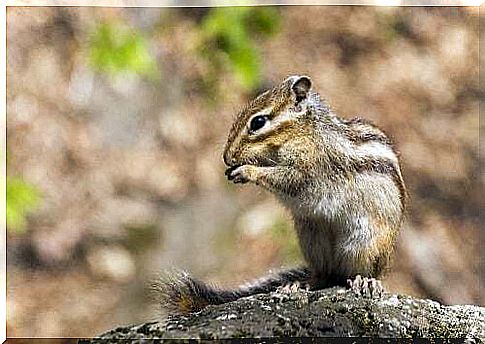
[4,0,485,7]
[2,1,481,341]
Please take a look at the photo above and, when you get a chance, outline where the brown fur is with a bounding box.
[224,75,406,282]
[156,75,406,315]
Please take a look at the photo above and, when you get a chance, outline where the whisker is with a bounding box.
[266,157,278,165]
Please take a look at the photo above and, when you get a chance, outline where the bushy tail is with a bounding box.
[152,266,311,315]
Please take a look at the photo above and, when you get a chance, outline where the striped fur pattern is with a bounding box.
[157,75,406,315]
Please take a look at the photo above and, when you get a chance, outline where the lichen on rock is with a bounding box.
[84,287,485,342]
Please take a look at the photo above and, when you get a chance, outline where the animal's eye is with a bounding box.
[249,115,268,133]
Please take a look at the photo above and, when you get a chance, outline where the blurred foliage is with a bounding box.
[199,7,280,91]
[270,219,302,264]
[6,177,41,234]
[125,223,160,256]
[88,21,159,79]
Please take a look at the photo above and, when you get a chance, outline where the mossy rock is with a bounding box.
[83,287,484,342]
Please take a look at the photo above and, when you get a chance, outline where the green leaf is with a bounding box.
[246,7,280,36]
[88,21,159,79]
[227,41,261,91]
[6,177,41,233]
[200,7,280,92]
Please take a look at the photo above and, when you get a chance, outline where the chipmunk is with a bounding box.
[154,75,406,315]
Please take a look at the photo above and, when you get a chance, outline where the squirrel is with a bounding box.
[154,75,406,315]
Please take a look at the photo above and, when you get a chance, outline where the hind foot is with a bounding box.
[277,281,310,294]
[347,275,384,298]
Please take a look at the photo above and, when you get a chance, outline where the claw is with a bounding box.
[224,165,241,183]
[224,165,240,179]
[347,275,384,298]
[225,165,251,184]
[277,281,303,294]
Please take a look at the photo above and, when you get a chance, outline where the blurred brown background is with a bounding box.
[6,6,481,337]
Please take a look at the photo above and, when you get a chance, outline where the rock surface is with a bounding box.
[84,287,484,342]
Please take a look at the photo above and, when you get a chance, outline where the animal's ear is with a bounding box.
[291,76,312,103]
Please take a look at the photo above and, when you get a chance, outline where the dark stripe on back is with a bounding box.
[342,117,394,147]
[354,132,393,146]
[352,158,407,209]
[323,155,407,210]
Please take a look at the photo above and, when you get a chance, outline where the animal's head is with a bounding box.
[223,75,319,168]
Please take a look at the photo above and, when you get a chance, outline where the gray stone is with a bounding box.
[84,287,485,342]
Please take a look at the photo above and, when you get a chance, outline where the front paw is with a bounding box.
[225,165,257,184]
